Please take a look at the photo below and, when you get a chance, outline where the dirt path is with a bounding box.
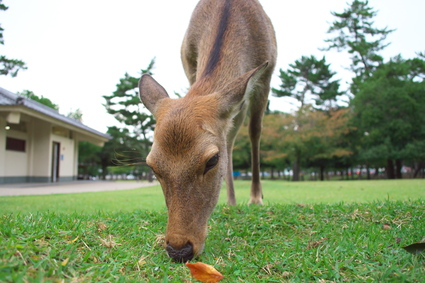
[0,180,158,196]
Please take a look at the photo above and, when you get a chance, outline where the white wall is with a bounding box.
[52,134,76,179]
[3,126,28,177]
[0,117,7,178]
[29,119,51,178]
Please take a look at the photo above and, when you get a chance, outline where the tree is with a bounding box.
[304,108,354,180]
[232,120,251,171]
[67,108,83,122]
[98,126,136,179]
[19,90,59,110]
[272,55,346,180]
[78,141,101,179]
[323,0,394,83]
[102,59,156,179]
[272,55,342,110]
[352,56,425,179]
[103,59,156,142]
[278,106,353,181]
[0,0,27,77]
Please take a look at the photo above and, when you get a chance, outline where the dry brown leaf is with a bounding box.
[97,223,107,231]
[186,262,224,283]
[307,238,328,249]
[382,223,392,230]
[99,235,121,248]
[402,242,425,254]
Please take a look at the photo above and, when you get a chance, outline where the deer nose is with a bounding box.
[166,241,194,262]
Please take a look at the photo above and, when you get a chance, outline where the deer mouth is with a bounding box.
[166,241,194,262]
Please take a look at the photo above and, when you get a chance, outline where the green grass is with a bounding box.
[1,201,424,282]
[1,180,424,282]
[0,179,424,214]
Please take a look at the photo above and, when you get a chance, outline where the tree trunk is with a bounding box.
[374,167,379,178]
[148,170,154,182]
[366,165,371,180]
[395,159,403,179]
[413,162,424,178]
[320,165,325,181]
[386,159,395,179]
[101,161,108,180]
[292,154,301,181]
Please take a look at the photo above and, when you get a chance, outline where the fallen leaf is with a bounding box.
[382,223,392,230]
[67,236,79,244]
[282,271,292,278]
[61,258,70,266]
[138,255,148,265]
[99,235,121,248]
[402,242,425,254]
[186,262,224,283]
[307,238,328,249]
[97,223,107,231]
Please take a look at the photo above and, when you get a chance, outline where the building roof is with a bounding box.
[0,87,111,141]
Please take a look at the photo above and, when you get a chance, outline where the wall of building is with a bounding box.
[0,117,6,181]
[1,117,30,183]
[4,130,28,178]
[52,133,76,181]
[28,119,51,182]
[0,104,107,184]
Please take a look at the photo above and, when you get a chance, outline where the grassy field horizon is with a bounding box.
[0,179,424,215]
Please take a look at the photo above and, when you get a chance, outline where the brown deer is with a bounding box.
[139,0,276,262]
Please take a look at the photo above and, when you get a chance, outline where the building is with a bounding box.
[0,87,110,184]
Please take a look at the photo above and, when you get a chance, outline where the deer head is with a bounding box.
[139,63,268,262]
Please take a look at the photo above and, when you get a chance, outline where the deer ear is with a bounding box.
[216,62,269,118]
[139,74,169,116]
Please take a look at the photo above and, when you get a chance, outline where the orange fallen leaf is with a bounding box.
[185,261,224,283]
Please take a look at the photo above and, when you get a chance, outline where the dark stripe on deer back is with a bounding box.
[202,0,232,77]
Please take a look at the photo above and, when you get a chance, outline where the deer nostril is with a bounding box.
[166,241,194,262]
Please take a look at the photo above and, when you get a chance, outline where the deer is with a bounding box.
[138,0,276,262]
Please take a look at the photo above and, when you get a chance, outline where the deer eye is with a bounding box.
[204,154,219,174]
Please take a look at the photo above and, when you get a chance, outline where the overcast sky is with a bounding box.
[1,0,424,133]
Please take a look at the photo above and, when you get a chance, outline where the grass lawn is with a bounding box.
[1,180,424,282]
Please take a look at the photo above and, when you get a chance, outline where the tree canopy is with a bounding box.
[323,0,394,81]
[352,56,425,178]
[272,55,342,110]
[101,59,157,179]
[19,90,59,111]
[0,0,26,77]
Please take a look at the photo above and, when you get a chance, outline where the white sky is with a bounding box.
[1,0,424,133]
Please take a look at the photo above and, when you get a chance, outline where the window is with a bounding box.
[6,137,26,152]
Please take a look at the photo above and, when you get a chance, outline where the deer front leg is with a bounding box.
[225,150,237,206]
[225,104,248,206]
[248,87,270,205]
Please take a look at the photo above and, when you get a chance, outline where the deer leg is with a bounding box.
[225,106,248,206]
[248,86,269,205]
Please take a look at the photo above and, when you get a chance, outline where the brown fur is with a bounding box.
[139,0,276,261]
